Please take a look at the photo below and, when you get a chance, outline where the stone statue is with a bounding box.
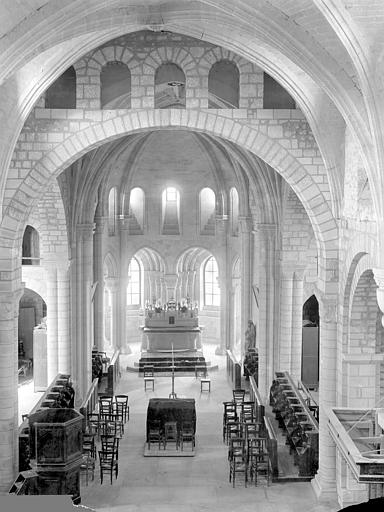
[245,320,256,351]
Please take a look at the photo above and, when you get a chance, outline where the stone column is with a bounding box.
[57,264,70,374]
[291,266,306,382]
[278,265,294,372]
[257,224,278,401]
[93,216,106,351]
[46,266,58,384]
[239,216,252,356]
[0,286,24,491]
[73,223,94,402]
[312,296,338,500]
[104,277,119,350]
[217,216,229,354]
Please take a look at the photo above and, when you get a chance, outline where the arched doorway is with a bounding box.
[301,294,319,389]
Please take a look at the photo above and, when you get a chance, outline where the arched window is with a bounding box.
[45,66,76,109]
[128,187,145,234]
[204,256,220,306]
[108,187,117,235]
[263,72,295,109]
[162,187,180,235]
[199,187,216,235]
[208,60,239,108]
[230,187,239,236]
[127,257,142,306]
[22,225,40,265]
[155,63,186,108]
[101,62,131,109]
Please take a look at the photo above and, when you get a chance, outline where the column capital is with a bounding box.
[94,216,107,234]
[281,261,305,280]
[104,276,120,292]
[238,216,253,233]
[319,296,338,324]
[76,223,94,241]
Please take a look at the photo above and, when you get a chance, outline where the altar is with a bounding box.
[139,300,206,374]
[146,398,196,440]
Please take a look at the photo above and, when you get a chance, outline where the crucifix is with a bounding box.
[169,342,177,399]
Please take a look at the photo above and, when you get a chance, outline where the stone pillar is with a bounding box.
[291,266,306,382]
[46,267,58,384]
[104,277,119,350]
[73,223,94,402]
[57,264,70,374]
[257,224,277,401]
[312,296,338,500]
[239,216,252,356]
[93,216,106,351]
[0,286,24,491]
[279,265,294,372]
[217,216,229,354]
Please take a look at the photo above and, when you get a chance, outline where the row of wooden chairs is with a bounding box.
[222,400,257,442]
[147,420,195,451]
[81,394,129,485]
[228,436,271,487]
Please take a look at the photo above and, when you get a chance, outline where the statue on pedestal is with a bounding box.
[245,320,256,352]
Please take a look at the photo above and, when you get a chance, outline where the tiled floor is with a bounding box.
[76,344,339,512]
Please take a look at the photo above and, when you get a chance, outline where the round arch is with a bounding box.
[4,111,337,290]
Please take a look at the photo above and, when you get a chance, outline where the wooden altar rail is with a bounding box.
[249,375,265,422]
[79,377,99,432]
[104,348,121,396]
[226,350,242,389]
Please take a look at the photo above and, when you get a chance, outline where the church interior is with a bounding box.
[2,1,384,510]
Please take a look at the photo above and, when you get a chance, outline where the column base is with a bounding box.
[312,473,338,504]
[215,346,226,356]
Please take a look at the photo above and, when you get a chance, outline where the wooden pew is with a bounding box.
[272,371,319,477]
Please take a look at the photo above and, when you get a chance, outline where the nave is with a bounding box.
[78,345,338,512]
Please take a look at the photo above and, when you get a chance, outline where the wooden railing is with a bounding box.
[249,375,265,422]
[264,415,279,477]
[79,378,99,432]
[297,379,319,421]
[226,350,242,389]
[105,349,121,396]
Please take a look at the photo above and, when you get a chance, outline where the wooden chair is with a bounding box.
[179,421,195,451]
[99,397,113,420]
[164,421,179,450]
[248,437,271,486]
[147,420,163,450]
[144,365,155,391]
[87,413,100,438]
[80,453,95,486]
[228,437,246,462]
[226,420,243,445]
[100,434,119,459]
[241,401,255,423]
[98,449,118,484]
[232,389,246,405]
[229,451,248,487]
[83,432,96,458]
[114,395,129,422]
[223,402,237,442]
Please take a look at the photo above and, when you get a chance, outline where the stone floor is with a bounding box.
[75,344,339,512]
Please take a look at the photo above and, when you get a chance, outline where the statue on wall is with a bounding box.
[245,320,256,351]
